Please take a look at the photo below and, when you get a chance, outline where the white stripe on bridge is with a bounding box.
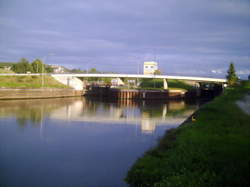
[0,73,227,83]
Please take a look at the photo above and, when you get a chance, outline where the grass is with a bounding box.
[0,75,68,88]
[0,69,14,74]
[139,79,193,91]
[0,62,15,68]
[125,81,250,187]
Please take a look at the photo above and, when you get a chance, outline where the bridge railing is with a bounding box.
[0,73,227,83]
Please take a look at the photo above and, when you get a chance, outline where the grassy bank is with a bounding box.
[139,79,193,91]
[0,76,68,88]
[126,81,250,187]
[0,69,14,74]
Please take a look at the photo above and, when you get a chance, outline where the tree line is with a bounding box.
[11,58,53,73]
[3,58,243,86]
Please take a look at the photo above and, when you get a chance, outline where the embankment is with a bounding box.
[0,88,84,100]
[0,75,84,99]
[125,81,250,187]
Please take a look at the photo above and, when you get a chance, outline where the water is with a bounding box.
[0,97,198,187]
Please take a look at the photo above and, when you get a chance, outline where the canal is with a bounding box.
[0,97,199,187]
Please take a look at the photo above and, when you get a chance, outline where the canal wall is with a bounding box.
[0,88,84,100]
[85,86,198,100]
[85,85,223,100]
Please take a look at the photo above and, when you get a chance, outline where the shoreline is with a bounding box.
[0,87,196,100]
[125,81,250,187]
[0,88,84,100]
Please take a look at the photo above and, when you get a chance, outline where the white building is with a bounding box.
[50,65,65,73]
[143,61,158,75]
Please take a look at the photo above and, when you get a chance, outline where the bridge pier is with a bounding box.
[52,75,85,90]
[112,78,124,86]
[163,79,168,90]
[196,82,201,97]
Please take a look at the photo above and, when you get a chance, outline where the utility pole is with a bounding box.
[42,53,54,88]
[137,61,140,74]
[42,64,44,88]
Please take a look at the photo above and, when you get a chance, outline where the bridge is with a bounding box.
[0,73,227,90]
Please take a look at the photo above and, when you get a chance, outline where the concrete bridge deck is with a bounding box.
[0,73,227,90]
[0,73,227,83]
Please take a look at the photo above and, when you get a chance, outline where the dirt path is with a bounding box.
[236,92,250,115]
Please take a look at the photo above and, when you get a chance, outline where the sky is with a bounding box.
[0,0,249,78]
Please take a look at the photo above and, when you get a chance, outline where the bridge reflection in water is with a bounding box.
[0,97,199,134]
[0,97,203,187]
[49,98,198,134]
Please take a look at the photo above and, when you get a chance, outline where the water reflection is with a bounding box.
[0,97,200,187]
[0,97,198,134]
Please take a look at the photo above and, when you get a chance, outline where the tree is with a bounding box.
[11,58,33,73]
[154,69,162,75]
[31,59,44,73]
[88,68,99,81]
[89,68,98,73]
[70,68,86,73]
[45,65,54,73]
[31,59,54,73]
[226,62,238,86]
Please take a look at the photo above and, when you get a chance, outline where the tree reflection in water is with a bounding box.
[0,97,199,134]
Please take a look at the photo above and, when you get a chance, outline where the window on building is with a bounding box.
[151,66,154,68]
[145,66,148,68]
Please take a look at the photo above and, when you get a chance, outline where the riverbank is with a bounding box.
[0,88,84,100]
[0,75,84,99]
[125,81,250,187]
[0,75,68,88]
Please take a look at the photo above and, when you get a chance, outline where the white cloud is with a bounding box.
[237,70,250,75]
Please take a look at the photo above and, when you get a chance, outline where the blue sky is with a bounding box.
[0,0,249,78]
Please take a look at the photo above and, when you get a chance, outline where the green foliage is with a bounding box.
[0,62,16,68]
[154,69,162,75]
[0,69,14,74]
[102,77,112,84]
[31,59,44,73]
[10,58,54,73]
[70,68,86,73]
[126,82,250,187]
[168,80,193,90]
[45,65,54,73]
[11,58,33,73]
[140,79,163,89]
[0,76,68,88]
[139,79,193,91]
[86,68,99,81]
[226,62,238,86]
[89,68,98,73]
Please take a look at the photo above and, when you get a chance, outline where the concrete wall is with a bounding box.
[85,87,187,100]
[52,75,84,90]
[0,88,84,100]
